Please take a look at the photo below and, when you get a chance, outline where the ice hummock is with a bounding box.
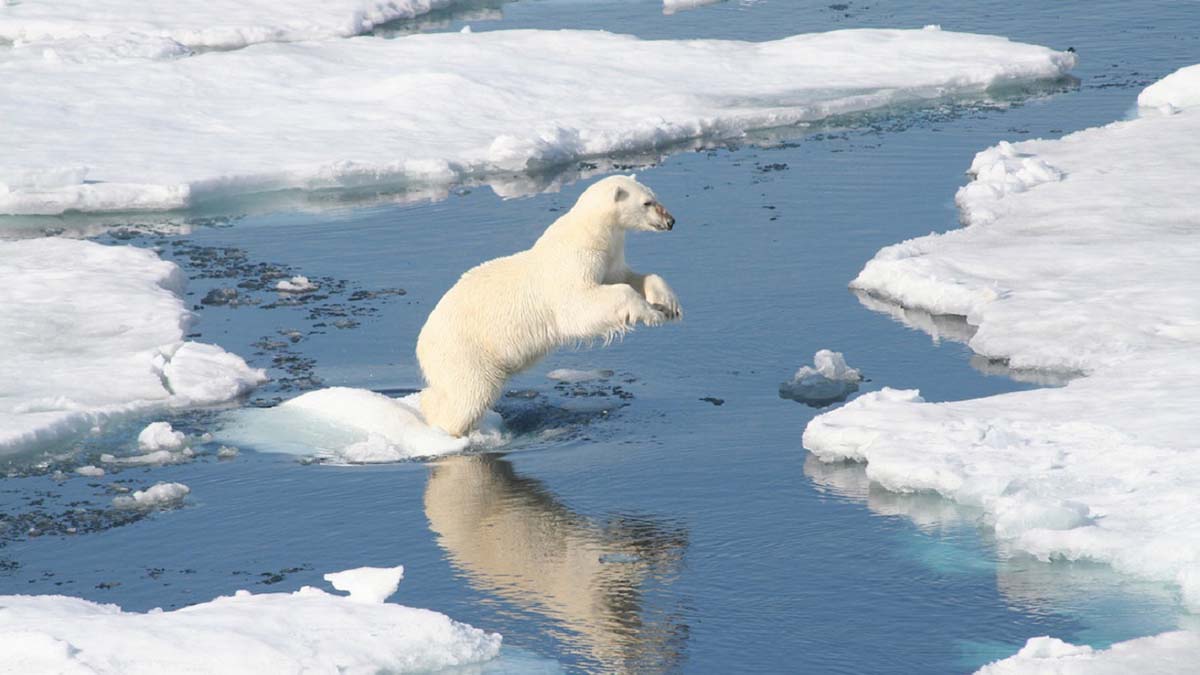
[111,482,190,509]
[779,349,862,406]
[0,564,502,673]
[0,238,267,457]
[0,0,472,53]
[0,28,1075,215]
[136,422,186,452]
[805,64,1200,662]
[218,387,505,463]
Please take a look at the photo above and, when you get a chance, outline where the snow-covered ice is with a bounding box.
[73,465,104,477]
[805,64,1200,659]
[0,564,501,674]
[324,565,406,604]
[0,238,267,457]
[976,632,1200,674]
[779,349,862,406]
[1138,63,1200,113]
[0,0,472,53]
[219,387,505,463]
[111,482,190,509]
[1,28,1074,214]
[136,422,186,452]
[275,275,318,293]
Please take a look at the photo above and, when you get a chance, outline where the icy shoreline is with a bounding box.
[0,238,266,457]
[804,64,1200,666]
[1,28,1074,215]
[0,564,502,673]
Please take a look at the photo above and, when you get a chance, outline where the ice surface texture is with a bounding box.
[803,65,1200,658]
[0,0,468,51]
[0,564,501,674]
[0,28,1074,214]
[0,238,267,456]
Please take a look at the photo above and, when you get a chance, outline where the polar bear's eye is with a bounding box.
[643,201,653,207]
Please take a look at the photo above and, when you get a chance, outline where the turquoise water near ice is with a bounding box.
[3,1,1199,672]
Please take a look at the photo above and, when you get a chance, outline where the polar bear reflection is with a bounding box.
[424,455,688,673]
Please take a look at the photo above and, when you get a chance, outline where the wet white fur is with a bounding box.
[417,175,681,436]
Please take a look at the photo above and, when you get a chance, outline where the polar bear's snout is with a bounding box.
[653,203,675,231]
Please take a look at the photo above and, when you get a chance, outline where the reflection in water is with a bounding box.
[853,290,1078,386]
[424,455,689,673]
[803,455,1193,640]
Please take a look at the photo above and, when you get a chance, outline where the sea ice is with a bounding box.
[111,482,190,509]
[219,388,505,463]
[73,465,104,477]
[663,0,725,15]
[275,275,318,293]
[547,368,614,383]
[136,422,185,452]
[0,564,502,673]
[779,349,862,406]
[0,238,267,457]
[804,63,1200,660]
[976,632,1200,674]
[1,28,1074,215]
[324,565,406,604]
[0,0,473,52]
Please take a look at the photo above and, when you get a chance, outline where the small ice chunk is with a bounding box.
[323,565,405,604]
[138,421,185,452]
[547,368,614,383]
[216,445,239,459]
[74,465,105,477]
[779,350,862,406]
[112,482,190,509]
[101,449,189,466]
[276,275,318,293]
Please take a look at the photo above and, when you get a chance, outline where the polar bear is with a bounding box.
[416,175,681,437]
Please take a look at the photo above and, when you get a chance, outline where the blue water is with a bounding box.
[3,1,1199,672]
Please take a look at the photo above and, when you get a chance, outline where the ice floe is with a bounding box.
[0,238,267,457]
[0,0,472,53]
[0,564,501,673]
[976,632,1200,674]
[136,422,186,452]
[779,349,862,406]
[546,368,614,383]
[219,387,505,463]
[112,482,190,509]
[275,275,318,293]
[663,0,725,15]
[1,28,1074,215]
[805,64,1200,658]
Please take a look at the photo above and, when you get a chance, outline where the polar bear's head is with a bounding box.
[578,175,675,233]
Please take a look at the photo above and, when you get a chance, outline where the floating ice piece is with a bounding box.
[100,449,192,466]
[112,482,190,509]
[547,368,614,383]
[1138,64,1200,113]
[0,0,475,53]
[779,350,862,406]
[977,632,1200,674]
[663,0,724,15]
[136,422,186,452]
[0,28,1075,215]
[0,239,267,458]
[806,67,1200,620]
[219,388,505,463]
[0,564,502,673]
[74,465,105,477]
[275,275,318,293]
[324,565,405,604]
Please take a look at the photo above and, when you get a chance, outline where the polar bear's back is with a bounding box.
[417,250,559,380]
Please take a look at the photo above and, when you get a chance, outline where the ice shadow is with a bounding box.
[425,454,690,674]
[854,290,1080,386]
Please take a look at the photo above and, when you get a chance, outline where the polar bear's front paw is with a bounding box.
[644,274,682,320]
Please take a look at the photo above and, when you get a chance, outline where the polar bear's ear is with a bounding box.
[613,186,629,202]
